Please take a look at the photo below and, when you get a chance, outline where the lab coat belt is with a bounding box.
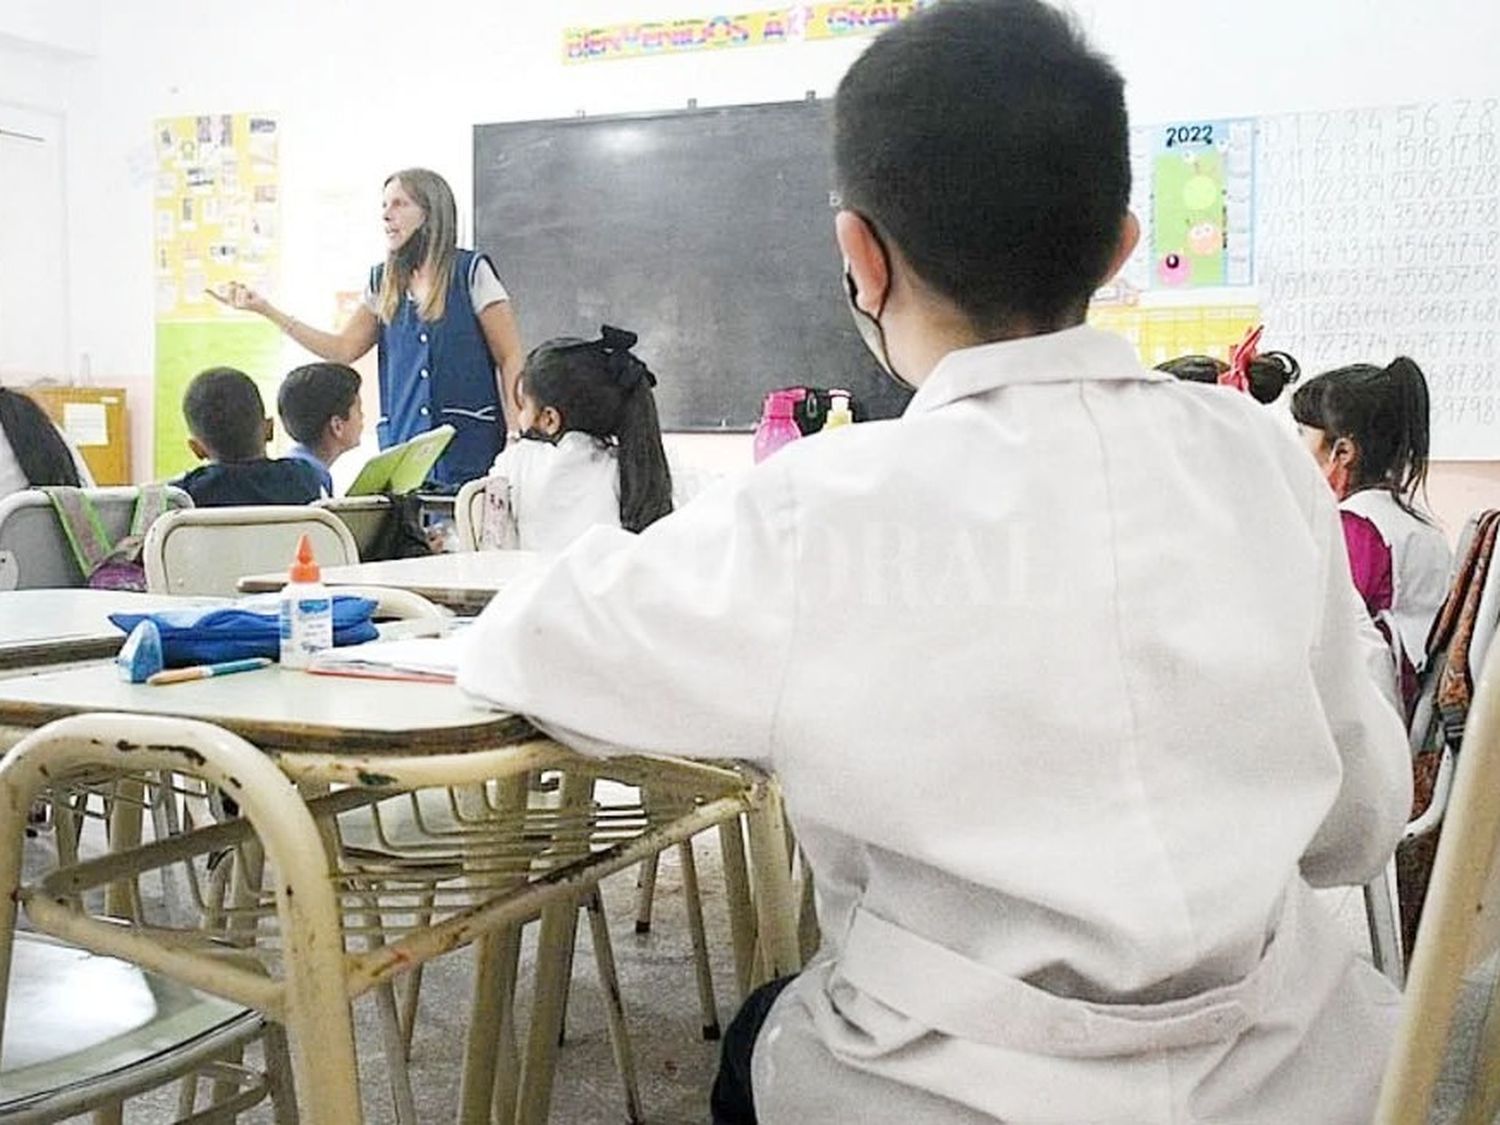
[835,894,1297,1058]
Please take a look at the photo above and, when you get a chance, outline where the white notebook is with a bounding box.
[307,635,464,683]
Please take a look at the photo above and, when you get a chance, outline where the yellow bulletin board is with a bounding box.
[152,113,282,478]
[564,1,934,63]
[1088,303,1263,369]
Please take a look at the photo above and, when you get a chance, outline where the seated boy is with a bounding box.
[458,2,1409,1123]
[276,362,365,496]
[175,367,323,507]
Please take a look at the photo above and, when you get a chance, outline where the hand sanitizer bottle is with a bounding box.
[279,534,332,669]
[821,391,853,431]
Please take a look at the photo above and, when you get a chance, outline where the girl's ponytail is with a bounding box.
[597,327,674,532]
[1295,356,1435,522]
[1385,355,1431,516]
[526,326,674,534]
[615,379,674,533]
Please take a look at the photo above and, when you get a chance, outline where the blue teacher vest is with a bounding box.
[373,249,505,490]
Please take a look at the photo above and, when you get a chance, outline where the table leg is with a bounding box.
[516,898,577,1125]
[460,775,530,1124]
[718,818,756,998]
[586,889,643,1124]
[400,888,439,1058]
[488,925,523,1125]
[460,930,511,1123]
[515,770,594,1125]
[745,787,800,985]
[680,838,721,1039]
[276,869,363,1124]
[104,775,144,920]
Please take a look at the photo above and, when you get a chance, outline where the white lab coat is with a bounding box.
[486,432,722,552]
[488,433,623,553]
[458,325,1411,1123]
[1340,487,1452,672]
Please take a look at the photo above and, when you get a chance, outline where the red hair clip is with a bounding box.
[1220,323,1263,394]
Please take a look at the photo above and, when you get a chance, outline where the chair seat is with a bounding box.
[0,932,260,1117]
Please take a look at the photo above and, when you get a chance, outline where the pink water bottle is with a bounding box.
[753,389,804,463]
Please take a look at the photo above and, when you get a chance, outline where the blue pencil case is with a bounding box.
[111,594,379,666]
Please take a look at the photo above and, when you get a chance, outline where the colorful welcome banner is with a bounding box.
[564,2,934,63]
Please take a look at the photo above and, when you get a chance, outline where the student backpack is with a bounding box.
[363,492,434,561]
[43,485,170,592]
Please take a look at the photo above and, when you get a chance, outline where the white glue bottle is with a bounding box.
[279,533,333,669]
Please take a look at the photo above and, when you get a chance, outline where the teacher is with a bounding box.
[218,167,524,490]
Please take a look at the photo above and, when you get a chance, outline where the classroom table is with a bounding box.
[0,589,224,672]
[237,550,543,613]
[0,661,798,1125]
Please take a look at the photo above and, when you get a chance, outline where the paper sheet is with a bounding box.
[62,402,109,447]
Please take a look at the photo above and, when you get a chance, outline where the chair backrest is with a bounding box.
[1376,638,1500,1123]
[334,584,448,630]
[1468,521,1500,686]
[0,487,193,590]
[143,506,358,596]
[453,476,487,552]
[314,495,391,560]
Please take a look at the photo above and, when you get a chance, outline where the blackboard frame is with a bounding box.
[472,97,911,433]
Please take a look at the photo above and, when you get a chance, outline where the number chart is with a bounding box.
[1097,98,1500,459]
[1255,99,1500,457]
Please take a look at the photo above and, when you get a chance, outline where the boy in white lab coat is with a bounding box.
[457,1,1411,1121]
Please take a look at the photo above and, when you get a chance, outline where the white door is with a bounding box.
[0,103,68,380]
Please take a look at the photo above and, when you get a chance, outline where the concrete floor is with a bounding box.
[19,834,1499,1124]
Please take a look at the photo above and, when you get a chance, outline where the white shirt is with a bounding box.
[459,325,1409,1123]
[487,433,622,553]
[1340,487,1452,670]
[484,434,721,553]
[361,254,509,317]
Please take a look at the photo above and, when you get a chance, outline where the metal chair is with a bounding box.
[143,506,358,596]
[1364,511,1500,985]
[1375,633,1500,1122]
[0,486,192,589]
[452,476,489,552]
[0,903,295,1125]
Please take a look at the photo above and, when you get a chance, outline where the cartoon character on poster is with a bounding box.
[1150,119,1252,288]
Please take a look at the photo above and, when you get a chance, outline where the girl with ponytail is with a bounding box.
[1292,357,1451,707]
[481,325,675,551]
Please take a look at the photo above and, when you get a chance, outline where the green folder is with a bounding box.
[345,425,455,496]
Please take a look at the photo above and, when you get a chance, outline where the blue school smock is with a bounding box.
[373,249,504,490]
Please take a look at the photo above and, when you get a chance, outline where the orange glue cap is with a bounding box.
[288,534,321,583]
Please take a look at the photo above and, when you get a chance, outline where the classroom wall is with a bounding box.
[0,1,99,59]
[20,0,1500,535]
[0,13,92,389]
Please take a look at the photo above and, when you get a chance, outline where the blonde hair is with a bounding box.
[376,168,458,325]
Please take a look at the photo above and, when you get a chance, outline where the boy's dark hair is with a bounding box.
[278,363,362,445]
[522,326,673,534]
[1157,351,1301,405]
[0,388,82,487]
[183,367,268,462]
[1291,357,1433,520]
[834,0,1129,334]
